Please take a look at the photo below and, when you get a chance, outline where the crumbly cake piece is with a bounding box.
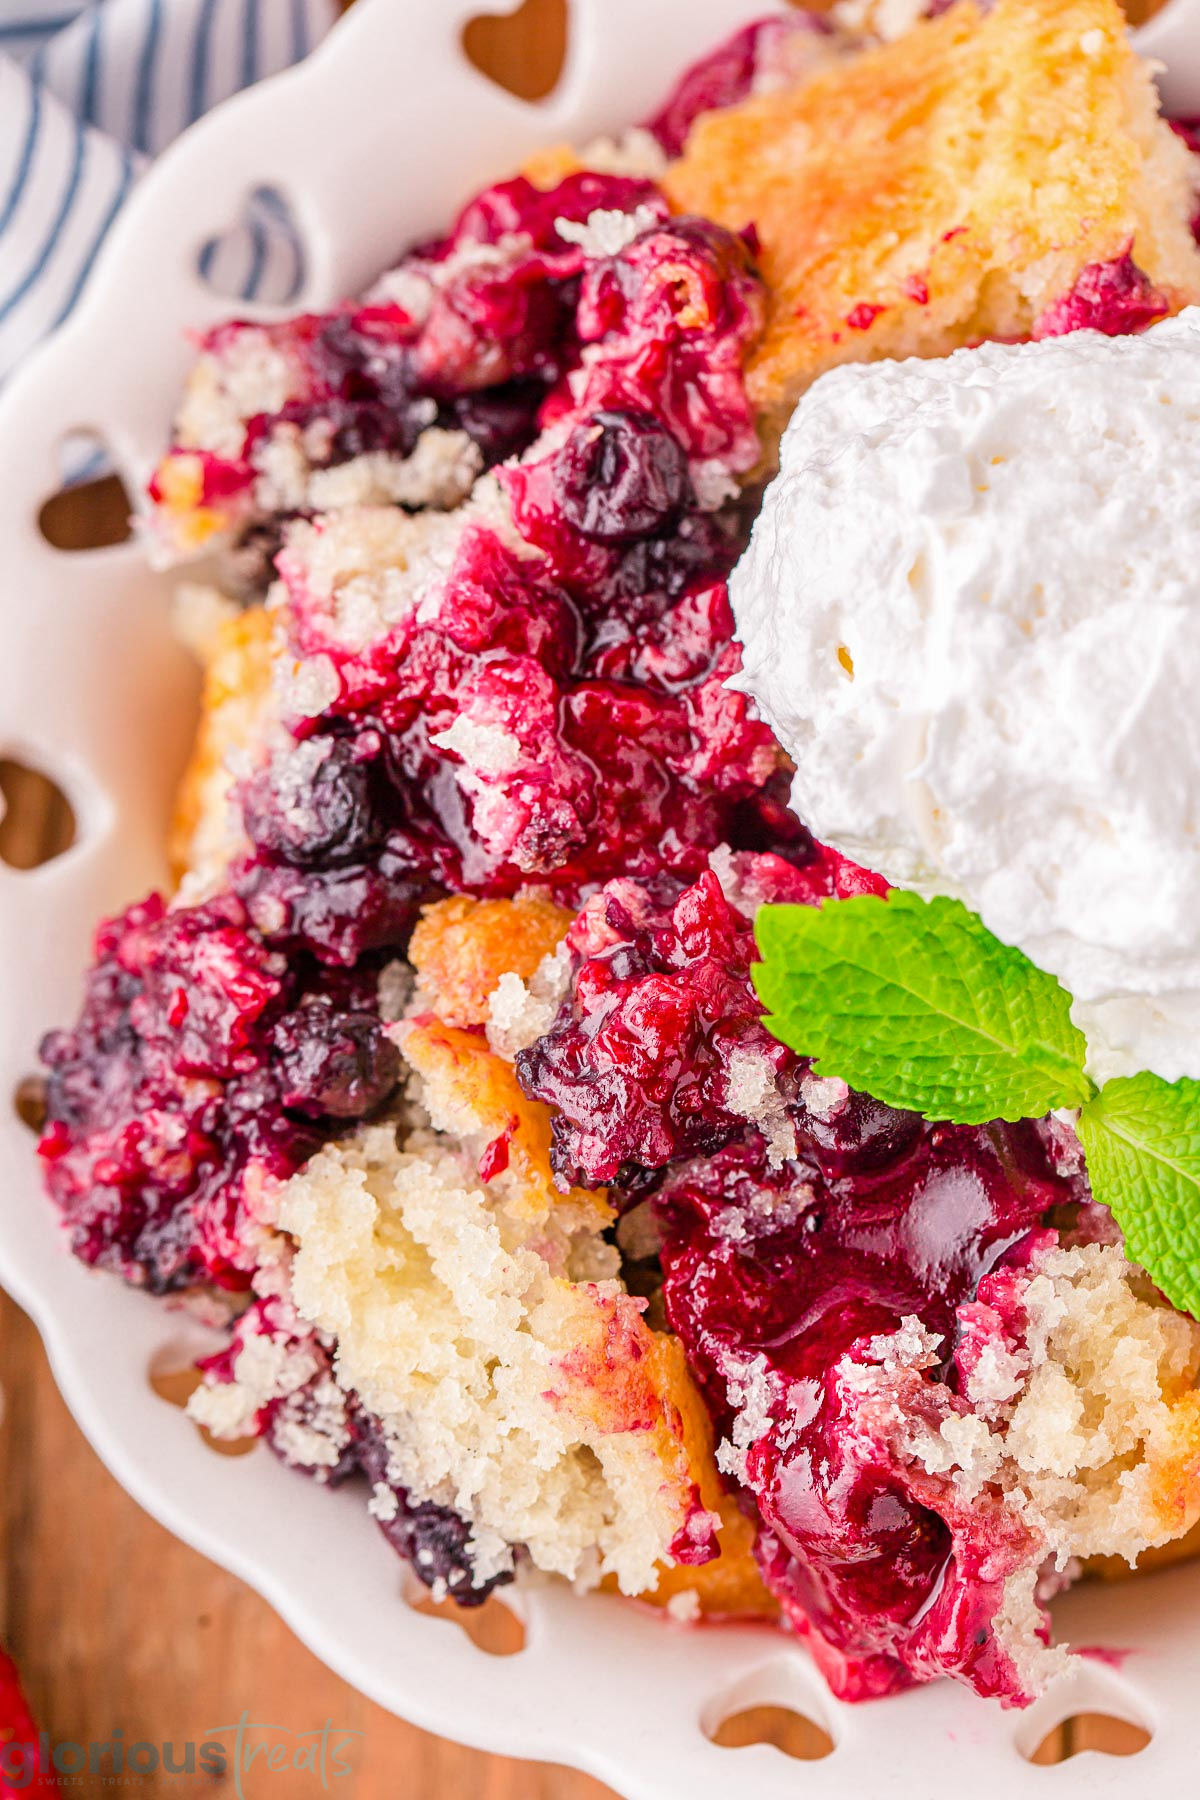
[664,0,1200,431]
[902,1242,1200,1571]
[270,1120,687,1595]
[407,892,574,1029]
[168,593,279,892]
[832,1240,1200,1697]
[191,991,712,1599]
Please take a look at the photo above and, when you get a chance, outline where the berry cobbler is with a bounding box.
[35,0,1200,1709]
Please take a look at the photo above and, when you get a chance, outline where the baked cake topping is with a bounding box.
[665,0,1200,428]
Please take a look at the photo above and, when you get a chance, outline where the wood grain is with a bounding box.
[0,1291,617,1798]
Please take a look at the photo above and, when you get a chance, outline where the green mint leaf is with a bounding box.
[1078,1075,1200,1322]
[753,891,1092,1124]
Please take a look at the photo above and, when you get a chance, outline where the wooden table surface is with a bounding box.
[0,1289,618,1799]
[0,0,1164,1791]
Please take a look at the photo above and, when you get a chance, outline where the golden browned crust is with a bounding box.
[664,0,1200,431]
[168,603,277,889]
[399,1012,608,1226]
[407,892,574,1027]
[628,1332,779,1620]
[1090,1386,1200,1578]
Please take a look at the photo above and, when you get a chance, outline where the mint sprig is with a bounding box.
[1077,1075,1200,1321]
[753,892,1092,1123]
[754,892,1200,1323]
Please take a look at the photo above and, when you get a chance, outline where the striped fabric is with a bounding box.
[0,0,337,398]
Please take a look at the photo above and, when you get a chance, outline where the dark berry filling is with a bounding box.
[516,849,885,1189]
[515,856,1085,1700]
[553,410,689,543]
[48,178,780,1290]
[272,1001,401,1119]
[230,197,778,960]
[38,895,395,1293]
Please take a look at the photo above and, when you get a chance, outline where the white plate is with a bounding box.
[1,2,1199,1793]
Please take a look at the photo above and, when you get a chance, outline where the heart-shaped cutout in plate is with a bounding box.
[1026,1713,1151,1764]
[461,0,567,101]
[37,430,131,552]
[0,758,76,871]
[708,1706,834,1762]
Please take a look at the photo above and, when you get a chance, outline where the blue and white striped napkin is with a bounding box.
[0,0,337,409]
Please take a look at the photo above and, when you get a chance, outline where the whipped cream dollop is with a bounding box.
[730,311,1200,1082]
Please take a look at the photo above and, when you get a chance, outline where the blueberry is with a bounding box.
[553,411,688,544]
[243,739,378,868]
[610,508,736,599]
[452,382,544,464]
[326,395,436,463]
[308,318,429,460]
[273,1004,401,1119]
[237,856,427,965]
[353,1415,513,1604]
[793,1088,924,1179]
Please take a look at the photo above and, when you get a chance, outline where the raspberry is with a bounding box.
[1034,250,1168,340]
